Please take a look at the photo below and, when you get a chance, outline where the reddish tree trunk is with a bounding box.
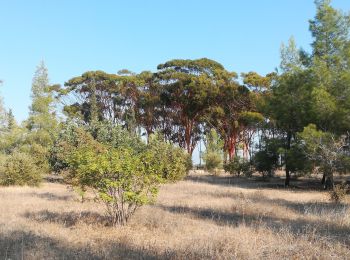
[227,132,238,161]
[185,119,194,155]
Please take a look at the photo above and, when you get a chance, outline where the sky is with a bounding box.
[1,0,350,162]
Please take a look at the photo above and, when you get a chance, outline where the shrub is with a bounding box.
[0,152,42,186]
[147,134,189,181]
[329,182,349,203]
[19,143,50,174]
[63,127,188,226]
[252,150,277,178]
[202,129,223,173]
[224,157,253,177]
[286,143,313,177]
[203,151,222,172]
[252,137,280,178]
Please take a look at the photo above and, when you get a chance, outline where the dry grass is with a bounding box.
[0,172,349,259]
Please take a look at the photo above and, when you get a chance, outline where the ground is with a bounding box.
[0,171,349,259]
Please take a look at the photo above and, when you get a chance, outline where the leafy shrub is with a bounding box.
[224,157,253,177]
[329,182,348,203]
[19,143,50,174]
[252,150,276,178]
[147,134,189,180]
[203,151,222,172]
[286,143,313,176]
[202,129,223,173]
[62,126,188,226]
[252,137,280,178]
[0,152,42,186]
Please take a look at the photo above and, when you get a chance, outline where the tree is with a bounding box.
[310,0,350,70]
[61,70,144,136]
[61,71,120,124]
[266,38,315,186]
[135,71,161,142]
[209,71,262,162]
[155,58,223,155]
[27,61,58,139]
[309,0,350,134]
[7,109,16,131]
[25,61,59,173]
[299,124,350,189]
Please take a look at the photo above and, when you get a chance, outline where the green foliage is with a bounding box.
[7,109,17,131]
[93,121,145,151]
[56,123,188,226]
[147,134,189,181]
[203,151,222,172]
[0,152,42,186]
[286,143,313,176]
[27,61,58,135]
[224,157,253,177]
[252,138,281,177]
[50,122,104,174]
[299,124,350,189]
[156,58,227,154]
[202,129,223,172]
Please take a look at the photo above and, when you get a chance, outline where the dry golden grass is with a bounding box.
[0,172,349,259]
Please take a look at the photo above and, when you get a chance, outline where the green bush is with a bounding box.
[19,143,50,174]
[147,134,189,181]
[286,143,313,177]
[252,137,280,178]
[0,152,42,186]
[224,157,253,177]
[203,151,222,172]
[62,126,188,226]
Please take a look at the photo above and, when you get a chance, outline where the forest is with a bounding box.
[0,1,350,259]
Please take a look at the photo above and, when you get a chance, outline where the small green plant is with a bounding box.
[0,152,42,186]
[329,182,348,203]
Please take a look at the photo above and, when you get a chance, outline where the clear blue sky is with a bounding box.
[1,0,350,122]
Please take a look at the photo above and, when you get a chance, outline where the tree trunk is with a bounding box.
[227,131,238,161]
[321,173,326,185]
[185,120,193,155]
[324,174,334,190]
[285,131,292,187]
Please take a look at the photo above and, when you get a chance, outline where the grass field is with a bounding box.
[0,171,349,259]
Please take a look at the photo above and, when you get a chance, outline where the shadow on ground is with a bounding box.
[25,192,74,201]
[0,230,166,260]
[158,201,350,246]
[23,210,111,227]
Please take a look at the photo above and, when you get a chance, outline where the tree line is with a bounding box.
[0,0,349,224]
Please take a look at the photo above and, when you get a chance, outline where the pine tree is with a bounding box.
[26,61,58,145]
[23,61,59,174]
[7,109,17,131]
